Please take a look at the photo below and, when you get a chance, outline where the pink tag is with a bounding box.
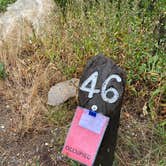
[62,106,109,166]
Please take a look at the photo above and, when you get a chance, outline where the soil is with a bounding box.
[0,92,68,166]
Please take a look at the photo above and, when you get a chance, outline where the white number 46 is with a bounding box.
[80,71,122,104]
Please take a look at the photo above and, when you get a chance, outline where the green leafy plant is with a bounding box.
[0,0,16,12]
[0,62,7,79]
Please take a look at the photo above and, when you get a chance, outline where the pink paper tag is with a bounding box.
[62,106,109,166]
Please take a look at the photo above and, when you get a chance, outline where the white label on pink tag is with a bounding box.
[79,111,107,134]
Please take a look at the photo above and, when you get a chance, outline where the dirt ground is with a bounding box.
[0,97,69,166]
[0,77,71,166]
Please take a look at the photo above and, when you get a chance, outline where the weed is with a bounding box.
[0,0,16,12]
[70,159,80,166]
[0,62,7,79]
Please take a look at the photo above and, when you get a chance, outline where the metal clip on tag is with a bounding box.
[89,105,98,117]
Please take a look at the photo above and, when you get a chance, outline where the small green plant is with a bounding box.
[159,159,166,166]
[70,160,79,166]
[0,62,7,79]
[0,0,16,12]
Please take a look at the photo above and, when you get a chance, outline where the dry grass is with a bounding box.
[0,38,65,135]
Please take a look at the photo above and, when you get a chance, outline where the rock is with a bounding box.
[0,0,56,56]
[47,78,79,106]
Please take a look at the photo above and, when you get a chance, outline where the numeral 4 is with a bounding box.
[80,71,100,98]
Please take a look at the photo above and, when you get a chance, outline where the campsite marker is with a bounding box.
[62,54,126,166]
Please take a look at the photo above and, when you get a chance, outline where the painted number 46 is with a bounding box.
[80,71,122,104]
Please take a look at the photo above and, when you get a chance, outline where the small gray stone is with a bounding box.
[47,78,79,106]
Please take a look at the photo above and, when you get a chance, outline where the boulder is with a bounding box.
[0,0,56,55]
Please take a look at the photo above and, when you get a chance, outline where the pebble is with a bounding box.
[6,105,10,108]
[45,142,49,146]
[0,125,5,129]
[47,78,79,106]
